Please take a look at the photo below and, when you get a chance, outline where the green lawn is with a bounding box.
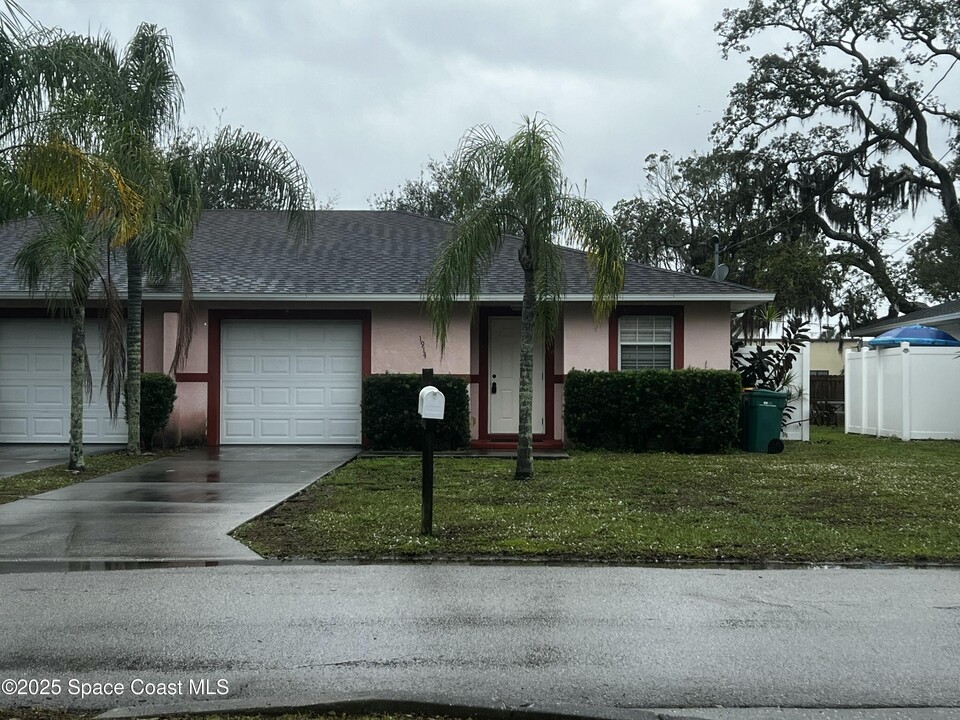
[235,428,960,563]
[0,448,183,505]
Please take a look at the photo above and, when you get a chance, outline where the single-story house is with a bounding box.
[852,300,960,340]
[0,210,774,448]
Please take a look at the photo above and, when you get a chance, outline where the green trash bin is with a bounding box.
[740,388,789,454]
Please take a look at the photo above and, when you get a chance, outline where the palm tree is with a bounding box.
[0,24,144,471]
[0,24,143,233]
[5,22,313,454]
[15,207,112,470]
[425,116,625,479]
[118,127,315,448]
[71,24,314,451]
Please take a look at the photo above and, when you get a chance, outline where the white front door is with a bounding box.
[488,316,544,435]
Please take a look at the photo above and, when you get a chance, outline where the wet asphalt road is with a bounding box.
[0,564,958,715]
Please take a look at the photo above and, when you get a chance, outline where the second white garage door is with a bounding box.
[220,320,362,444]
[0,318,127,443]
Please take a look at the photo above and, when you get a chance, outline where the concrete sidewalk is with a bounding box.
[0,445,358,562]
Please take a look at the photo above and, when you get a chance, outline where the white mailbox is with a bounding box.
[418,385,445,420]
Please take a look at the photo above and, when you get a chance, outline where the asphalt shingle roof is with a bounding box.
[0,210,770,300]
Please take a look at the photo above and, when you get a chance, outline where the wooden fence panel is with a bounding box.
[810,374,844,402]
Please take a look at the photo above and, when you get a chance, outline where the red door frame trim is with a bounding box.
[206,309,372,447]
[608,305,685,371]
[477,307,557,446]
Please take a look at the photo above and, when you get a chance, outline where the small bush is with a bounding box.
[362,373,471,451]
[564,369,742,453]
[141,373,177,450]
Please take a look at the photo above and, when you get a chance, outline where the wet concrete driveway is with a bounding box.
[0,444,121,479]
[0,445,358,562]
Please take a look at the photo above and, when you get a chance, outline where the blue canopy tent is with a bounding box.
[866,324,960,347]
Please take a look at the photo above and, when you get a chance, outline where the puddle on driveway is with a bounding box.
[122,486,222,504]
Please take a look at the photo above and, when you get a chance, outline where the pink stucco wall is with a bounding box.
[562,303,608,372]
[371,303,470,374]
[683,302,732,369]
[469,319,480,439]
[561,301,732,372]
[164,309,209,373]
[142,307,164,373]
[370,303,476,438]
[162,308,209,444]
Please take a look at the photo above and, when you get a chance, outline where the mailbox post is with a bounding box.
[418,368,445,536]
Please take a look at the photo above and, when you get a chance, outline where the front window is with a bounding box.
[619,315,673,370]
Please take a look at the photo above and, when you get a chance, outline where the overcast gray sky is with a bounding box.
[37,0,764,213]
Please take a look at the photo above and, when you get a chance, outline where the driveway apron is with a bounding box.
[0,445,358,562]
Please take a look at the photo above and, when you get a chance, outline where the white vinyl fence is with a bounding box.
[734,341,810,441]
[845,343,960,440]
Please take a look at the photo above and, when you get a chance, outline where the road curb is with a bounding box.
[95,692,708,720]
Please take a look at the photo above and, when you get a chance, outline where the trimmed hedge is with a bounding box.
[564,369,742,453]
[362,373,471,451]
[141,373,177,450]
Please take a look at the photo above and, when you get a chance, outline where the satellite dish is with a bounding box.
[710,263,730,282]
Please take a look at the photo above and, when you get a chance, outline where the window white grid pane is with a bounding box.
[621,345,672,370]
[619,315,673,370]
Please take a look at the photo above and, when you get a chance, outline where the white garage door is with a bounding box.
[220,320,362,444]
[0,318,128,443]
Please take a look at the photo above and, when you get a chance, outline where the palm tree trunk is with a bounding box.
[515,266,536,480]
[69,301,86,472]
[126,246,142,454]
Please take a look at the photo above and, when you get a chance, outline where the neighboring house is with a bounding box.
[852,300,960,340]
[809,338,846,375]
[0,210,773,449]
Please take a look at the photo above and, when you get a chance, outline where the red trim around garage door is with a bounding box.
[206,309,372,447]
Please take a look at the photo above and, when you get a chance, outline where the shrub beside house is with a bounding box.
[564,369,742,453]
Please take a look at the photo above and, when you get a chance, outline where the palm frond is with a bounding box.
[14,206,101,309]
[425,199,507,350]
[531,237,565,344]
[98,268,126,419]
[119,23,182,145]
[15,137,143,243]
[1,0,34,36]
[4,28,116,145]
[428,115,625,348]
[188,125,315,242]
[561,195,625,323]
[136,217,198,374]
